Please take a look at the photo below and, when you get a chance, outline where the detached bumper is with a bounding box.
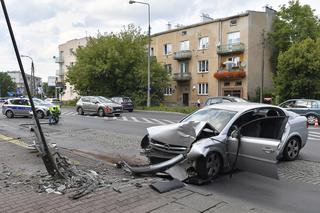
[123,154,185,174]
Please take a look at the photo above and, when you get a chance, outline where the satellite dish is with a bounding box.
[241,61,247,67]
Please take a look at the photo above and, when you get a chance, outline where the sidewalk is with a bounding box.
[0,134,272,213]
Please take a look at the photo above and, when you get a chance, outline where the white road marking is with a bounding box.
[308,137,319,140]
[141,118,153,123]
[130,117,140,122]
[162,119,175,124]
[122,116,128,121]
[149,118,166,125]
[308,131,320,136]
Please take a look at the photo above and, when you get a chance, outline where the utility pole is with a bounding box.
[260,29,265,103]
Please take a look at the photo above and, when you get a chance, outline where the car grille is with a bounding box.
[150,139,187,154]
[113,107,122,111]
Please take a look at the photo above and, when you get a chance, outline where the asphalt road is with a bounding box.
[1,108,320,213]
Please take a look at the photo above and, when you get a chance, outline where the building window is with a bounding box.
[164,64,172,75]
[163,43,172,55]
[236,81,242,86]
[198,60,209,73]
[227,32,240,44]
[226,56,240,67]
[150,47,154,56]
[180,61,188,73]
[198,83,208,95]
[180,40,189,51]
[199,37,209,49]
[164,87,173,95]
[181,31,187,36]
[224,81,230,86]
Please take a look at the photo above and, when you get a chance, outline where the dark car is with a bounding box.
[204,96,247,106]
[111,97,134,112]
[279,99,320,125]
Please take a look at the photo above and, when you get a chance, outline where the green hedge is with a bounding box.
[136,105,198,114]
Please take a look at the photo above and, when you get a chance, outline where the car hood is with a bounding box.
[147,121,211,147]
[101,102,122,108]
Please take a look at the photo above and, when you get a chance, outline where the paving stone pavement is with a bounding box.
[0,137,274,213]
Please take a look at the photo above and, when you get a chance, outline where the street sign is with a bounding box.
[48,76,56,87]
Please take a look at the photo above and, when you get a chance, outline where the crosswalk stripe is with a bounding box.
[308,131,320,136]
[141,118,153,123]
[308,137,319,140]
[131,117,139,122]
[122,116,128,121]
[149,118,166,125]
[162,119,175,124]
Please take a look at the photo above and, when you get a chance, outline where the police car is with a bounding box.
[2,98,51,119]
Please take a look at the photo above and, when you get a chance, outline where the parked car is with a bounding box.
[111,97,134,112]
[44,98,62,107]
[279,99,320,125]
[126,103,307,181]
[1,97,53,119]
[204,96,247,106]
[76,96,123,117]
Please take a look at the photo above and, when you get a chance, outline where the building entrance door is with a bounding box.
[182,93,189,106]
[223,89,241,97]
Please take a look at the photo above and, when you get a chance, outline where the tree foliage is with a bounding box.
[0,72,16,97]
[67,24,168,106]
[268,0,320,70]
[42,82,55,98]
[274,38,320,102]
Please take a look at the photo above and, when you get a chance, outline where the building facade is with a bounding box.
[54,37,88,101]
[151,8,275,106]
[6,71,42,96]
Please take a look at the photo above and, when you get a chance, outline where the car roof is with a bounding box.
[205,102,279,113]
[282,99,319,102]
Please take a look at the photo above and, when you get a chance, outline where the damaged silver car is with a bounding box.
[126,103,308,181]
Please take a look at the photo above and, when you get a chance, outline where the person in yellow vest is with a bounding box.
[48,105,61,125]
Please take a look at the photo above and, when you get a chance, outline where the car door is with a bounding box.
[81,97,90,112]
[89,97,99,112]
[227,116,288,179]
[293,100,309,116]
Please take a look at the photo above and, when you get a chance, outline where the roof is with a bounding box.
[206,102,277,113]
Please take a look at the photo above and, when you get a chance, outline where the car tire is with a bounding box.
[36,110,45,119]
[306,114,317,125]
[5,110,14,118]
[128,109,133,112]
[283,137,300,161]
[196,151,222,179]
[77,107,84,115]
[98,108,105,117]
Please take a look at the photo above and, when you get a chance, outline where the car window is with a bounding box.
[280,100,296,108]
[81,97,89,102]
[222,99,232,103]
[295,100,308,108]
[90,97,99,103]
[123,97,131,102]
[182,108,236,132]
[98,96,113,103]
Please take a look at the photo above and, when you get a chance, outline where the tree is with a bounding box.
[268,0,320,71]
[67,24,168,106]
[274,38,320,102]
[0,72,16,97]
[42,82,55,98]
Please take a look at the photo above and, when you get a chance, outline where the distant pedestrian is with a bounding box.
[197,99,201,108]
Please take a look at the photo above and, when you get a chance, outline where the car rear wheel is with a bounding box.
[196,152,221,179]
[307,114,317,125]
[5,110,14,118]
[36,110,45,119]
[77,107,84,115]
[283,137,300,161]
[98,108,105,117]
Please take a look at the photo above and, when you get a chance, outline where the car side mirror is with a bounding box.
[230,130,239,138]
[202,128,214,133]
[94,101,99,104]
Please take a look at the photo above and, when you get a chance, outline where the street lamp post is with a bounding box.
[129,0,151,107]
[21,54,35,96]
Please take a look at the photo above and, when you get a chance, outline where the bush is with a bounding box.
[62,98,79,107]
[136,105,198,114]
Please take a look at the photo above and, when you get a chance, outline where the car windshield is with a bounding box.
[97,96,113,103]
[182,108,237,132]
[123,97,132,102]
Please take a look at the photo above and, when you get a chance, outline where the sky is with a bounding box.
[0,0,319,82]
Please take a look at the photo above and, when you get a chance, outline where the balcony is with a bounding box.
[173,50,192,60]
[216,43,245,55]
[56,69,64,77]
[214,68,246,79]
[54,56,64,63]
[172,72,192,81]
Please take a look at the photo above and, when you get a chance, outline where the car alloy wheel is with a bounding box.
[284,137,300,161]
[98,108,105,117]
[36,110,44,119]
[5,110,14,118]
[77,107,84,115]
[197,152,221,179]
[307,115,317,125]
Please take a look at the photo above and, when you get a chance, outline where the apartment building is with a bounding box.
[151,7,275,106]
[6,71,42,95]
[54,37,88,101]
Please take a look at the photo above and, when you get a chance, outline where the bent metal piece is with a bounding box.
[123,154,185,174]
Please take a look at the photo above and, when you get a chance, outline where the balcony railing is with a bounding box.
[54,56,64,63]
[173,50,192,60]
[214,69,246,79]
[172,72,192,81]
[216,43,245,55]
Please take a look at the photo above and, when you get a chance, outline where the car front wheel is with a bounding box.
[196,151,222,179]
[77,107,84,115]
[283,137,300,161]
[5,110,14,118]
[307,114,317,125]
[98,108,105,117]
[36,110,45,119]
